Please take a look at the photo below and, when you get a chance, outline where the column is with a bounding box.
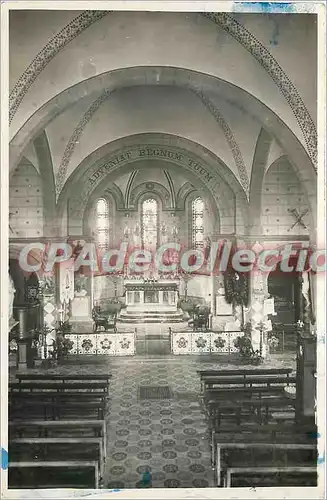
[249,272,269,358]
[210,275,216,316]
[16,307,29,370]
[159,291,163,305]
[39,275,57,357]
[140,290,145,304]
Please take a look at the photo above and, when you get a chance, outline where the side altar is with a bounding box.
[119,278,184,323]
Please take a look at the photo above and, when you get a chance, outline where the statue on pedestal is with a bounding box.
[9,273,16,321]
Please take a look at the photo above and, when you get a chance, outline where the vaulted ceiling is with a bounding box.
[9,10,317,219]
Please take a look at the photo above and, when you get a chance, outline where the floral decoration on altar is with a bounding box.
[81,338,93,352]
[195,337,207,348]
[214,336,226,349]
[100,338,113,350]
[120,338,131,349]
[176,337,188,349]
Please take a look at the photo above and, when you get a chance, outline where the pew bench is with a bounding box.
[9,437,105,477]
[197,368,293,378]
[16,373,112,385]
[210,424,317,467]
[224,466,317,488]
[202,376,296,393]
[10,381,109,394]
[215,442,317,487]
[197,368,293,392]
[8,461,99,489]
[9,419,107,457]
[206,396,295,427]
[9,399,106,420]
[9,391,108,405]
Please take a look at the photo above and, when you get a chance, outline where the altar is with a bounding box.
[120,279,183,323]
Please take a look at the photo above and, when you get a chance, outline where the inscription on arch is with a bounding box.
[87,146,215,192]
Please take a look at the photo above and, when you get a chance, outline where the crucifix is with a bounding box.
[288,208,308,231]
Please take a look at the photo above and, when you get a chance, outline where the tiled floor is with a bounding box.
[104,356,214,489]
[101,353,295,489]
[9,351,295,489]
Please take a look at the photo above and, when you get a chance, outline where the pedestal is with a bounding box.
[71,296,91,320]
[17,340,28,370]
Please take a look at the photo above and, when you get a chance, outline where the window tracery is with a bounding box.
[95,198,109,249]
[192,197,205,249]
[141,198,158,248]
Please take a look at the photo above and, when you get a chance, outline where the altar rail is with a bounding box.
[64,333,135,356]
[171,331,244,355]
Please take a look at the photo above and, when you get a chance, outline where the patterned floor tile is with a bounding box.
[101,354,287,488]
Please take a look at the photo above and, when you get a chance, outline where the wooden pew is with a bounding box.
[197,368,293,378]
[202,375,296,390]
[8,461,99,489]
[9,398,106,420]
[16,373,112,385]
[197,368,293,392]
[206,396,296,427]
[210,423,316,467]
[215,442,317,487]
[10,381,109,394]
[224,466,317,488]
[9,419,107,457]
[9,437,105,477]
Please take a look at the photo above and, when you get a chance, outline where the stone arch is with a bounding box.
[9,67,316,194]
[9,11,316,166]
[33,131,57,236]
[129,182,172,211]
[56,134,248,236]
[249,128,273,236]
[176,181,197,210]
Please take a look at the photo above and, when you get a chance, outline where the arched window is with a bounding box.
[192,197,205,249]
[95,198,109,249]
[141,198,158,248]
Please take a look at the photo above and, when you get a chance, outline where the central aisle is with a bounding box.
[103,356,214,489]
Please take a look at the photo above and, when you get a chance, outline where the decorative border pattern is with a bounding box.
[203,12,317,168]
[10,10,316,172]
[64,332,135,356]
[9,11,109,123]
[55,89,112,196]
[192,88,250,195]
[171,331,244,355]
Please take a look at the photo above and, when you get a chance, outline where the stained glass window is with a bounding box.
[141,198,158,248]
[192,197,205,249]
[95,198,109,249]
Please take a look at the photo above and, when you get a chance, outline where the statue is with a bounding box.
[9,273,15,320]
[123,223,130,240]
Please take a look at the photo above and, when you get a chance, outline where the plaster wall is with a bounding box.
[9,161,44,238]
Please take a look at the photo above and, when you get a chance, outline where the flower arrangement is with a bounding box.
[234,324,263,365]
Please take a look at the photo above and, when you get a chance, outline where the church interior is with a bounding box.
[6,9,320,491]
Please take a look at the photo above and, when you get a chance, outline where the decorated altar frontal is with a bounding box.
[171,331,244,355]
[64,332,135,356]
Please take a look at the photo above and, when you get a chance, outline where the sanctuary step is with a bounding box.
[118,310,184,323]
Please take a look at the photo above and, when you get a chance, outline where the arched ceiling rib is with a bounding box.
[54,84,250,198]
[9,10,316,166]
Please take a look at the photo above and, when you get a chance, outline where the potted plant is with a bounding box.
[234,323,263,365]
